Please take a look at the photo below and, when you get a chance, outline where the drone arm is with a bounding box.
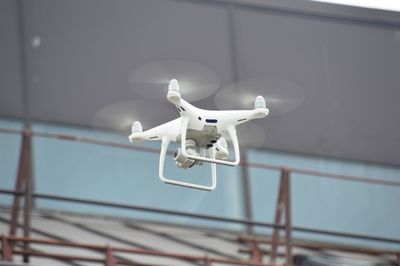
[159,137,217,191]
[129,119,181,142]
[226,109,269,127]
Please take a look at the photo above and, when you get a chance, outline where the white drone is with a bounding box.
[128,79,269,191]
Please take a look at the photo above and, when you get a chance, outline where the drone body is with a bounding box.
[129,79,269,191]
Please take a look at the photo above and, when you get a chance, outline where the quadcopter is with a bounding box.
[128,79,269,191]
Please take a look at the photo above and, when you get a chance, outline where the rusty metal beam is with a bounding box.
[244,161,400,187]
[284,169,292,266]
[270,169,286,262]
[12,249,105,263]
[204,256,212,266]
[9,129,31,237]
[240,151,254,234]
[105,246,117,266]
[1,235,274,266]
[249,239,262,263]
[22,130,33,263]
[1,235,13,261]
[270,168,292,266]
[239,235,400,256]
[2,189,400,245]
[239,248,286,257]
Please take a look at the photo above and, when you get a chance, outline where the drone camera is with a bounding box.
[173,139,198,169]
[173,148,196,168]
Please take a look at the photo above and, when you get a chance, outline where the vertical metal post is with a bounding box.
[1,236,13,261]
[204,256,212,266]
[270,168,292,266]
[284,168,293,266]
[105,246,116,266]
[241,151,254,234]
[9,130,31,236]
[14,0,34,261]
[23,129,33,263]
[249,239,262,263]
[270,169,286,263]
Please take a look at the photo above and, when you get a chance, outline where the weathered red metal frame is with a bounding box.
[7,128,33,263]
[270,168,292,265]
[0,236,275,266]
[1,127,400,265]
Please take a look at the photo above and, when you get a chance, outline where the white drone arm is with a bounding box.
[129,119,181,142]
[159,137,217,191]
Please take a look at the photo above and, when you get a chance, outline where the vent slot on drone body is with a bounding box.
[205,119,218,123]
[237,118,247,122]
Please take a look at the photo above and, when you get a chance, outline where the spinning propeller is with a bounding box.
[93,60,220,136]
[92,100,176,134]
[215,77,306,148]
[215,77,306,117]
[128,60,220,102]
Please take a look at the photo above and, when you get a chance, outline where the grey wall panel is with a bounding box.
[5,0,400,165]
[0,0,23,118]
[234,6,400,165]
[23,0,233,126]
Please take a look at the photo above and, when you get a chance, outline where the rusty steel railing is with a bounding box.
[1,127,400,266]
[0,235,275,266]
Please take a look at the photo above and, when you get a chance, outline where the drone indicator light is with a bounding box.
[205,119,218,123]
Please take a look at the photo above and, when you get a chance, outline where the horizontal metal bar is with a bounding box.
[32,192,282,229]
[4,236,273,266]
[32,192,400,245]
[239,235,400,256]
[0,128,24,135]
[293,225,400,244]
[292,166,400,186]
[12,249,105,263]
[244,161,400,187]
[0,188,24,196]
[1,127,398,187]
[5,236,106,250]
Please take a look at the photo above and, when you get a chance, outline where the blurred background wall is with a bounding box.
[1,0,400,249]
